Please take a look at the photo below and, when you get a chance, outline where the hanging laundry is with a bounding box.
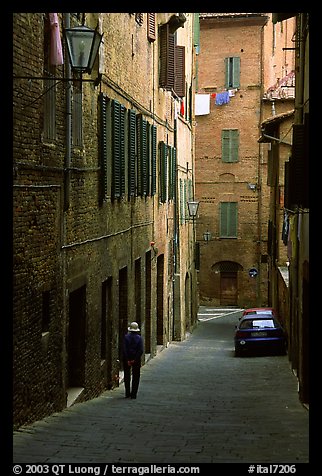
[195,94,210,115]
[215,91,230,105]
[49,13,64,66]
[282,211,289,245]
[180,100,185,116]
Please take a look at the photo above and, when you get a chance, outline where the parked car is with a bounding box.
[239,307,277,320]
[234,314,287,357]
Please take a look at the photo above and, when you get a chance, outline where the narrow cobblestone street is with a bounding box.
[13,308,309,464]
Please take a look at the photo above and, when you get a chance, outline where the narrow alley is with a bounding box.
[13,308,309,465]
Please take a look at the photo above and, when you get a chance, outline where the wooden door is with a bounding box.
[220,271,237,306]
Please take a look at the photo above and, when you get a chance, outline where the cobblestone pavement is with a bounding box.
[13,308,309,464]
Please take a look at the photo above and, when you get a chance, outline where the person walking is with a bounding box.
[122,322,144,399]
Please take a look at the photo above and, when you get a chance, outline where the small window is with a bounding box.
[135,13,144,26]
[147,13,156,42]
[220,202,238,238]
[112,99,126,199]
[222,129,239,163]
[225,57,240,89]
[159,141,168,203]
[159,24,186,97]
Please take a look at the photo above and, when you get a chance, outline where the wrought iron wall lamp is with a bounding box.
[14,24,103,86]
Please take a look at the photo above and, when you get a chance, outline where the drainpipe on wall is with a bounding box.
[172,113,180,340]
[257,22,265,306]
[64,13,72,210]
[61,12,72,406]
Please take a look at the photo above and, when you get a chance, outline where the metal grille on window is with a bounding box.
[135,13,144,26]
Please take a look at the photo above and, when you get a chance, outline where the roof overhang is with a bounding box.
[272,13,296,23]
[258,110,294,143]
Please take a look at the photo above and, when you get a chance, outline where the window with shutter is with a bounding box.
[168,146,176,200]
[137,115,148,196]
[159,24,175,90]
[120,105,126,196]
[225,57,240,89]
[147,13,156,42]
[128,109,136,198]
[99,93,109,201]
[289,122,308,208]
[220,202,238,238]
[193,13,200,54]
[174,45,185,97]
[112,99,125,199]
[146,124,151,196]
[135,13,144,26]
[151,125,157,196]
[221,129,239,163]
[159,141,168,203]
[179,179,184,224]
[267,142,278,187]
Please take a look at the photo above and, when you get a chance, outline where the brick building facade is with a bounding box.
[195,12,309,404]
[195,13,270,307]
[195,13,297,308]
[13,13,199,428]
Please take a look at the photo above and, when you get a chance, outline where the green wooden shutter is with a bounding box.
[222,129,239,163]
[136,114,148,196]
[225,57,240,89]
[159,141,167,203]
[112,99,125,199]
[151,125,157,196]
[120,104,126,196]
[220,202,238,237]
[179,178,184,224]
[193,13,200,54]
[172,147,177,200]
[99,93,108,201]
[168,146,176,200]
[142,118,148,196]
[146,123,151,196]
[232,57,240,88]
[168,146,172,200]
[290,122,308,208]
[128,109,136,197]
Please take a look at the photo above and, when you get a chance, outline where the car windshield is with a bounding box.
[239,318,276,329]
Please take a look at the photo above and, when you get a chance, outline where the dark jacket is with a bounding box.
[123,332,144,362]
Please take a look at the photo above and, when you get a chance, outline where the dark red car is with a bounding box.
[239,307,277,320]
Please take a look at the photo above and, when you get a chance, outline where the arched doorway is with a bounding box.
[212,261,243,306]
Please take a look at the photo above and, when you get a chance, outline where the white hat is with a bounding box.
[128,322,140,332]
